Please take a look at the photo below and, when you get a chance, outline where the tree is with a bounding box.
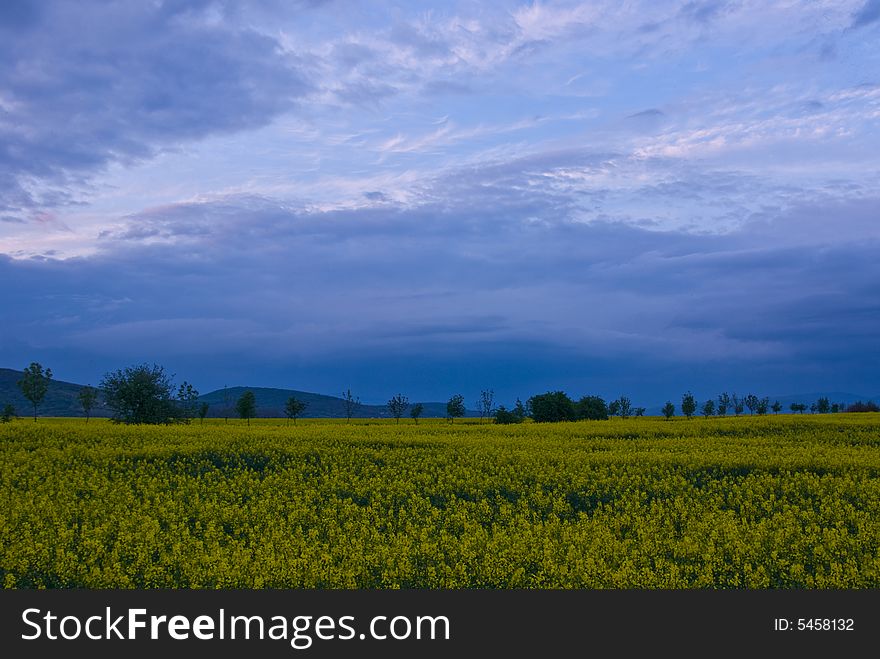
[614,396,632,419]
[101,364,181,425]
[608,399,620,417]
[771,400,782,415]
[732,393,744,417]
[830,403,840,414]
[789,402,806,414]
[284,396,307,425]
[743,393,759,416]
[342,388,360,423]
[198,402,210,424]
[237,390,256,425]
[845,401,879,412]
[78,385,99,423]
[222,385,231,424]
[662,401,675,420]
[702,399,715,418]
[387,394,409,424]
[681,392,696,419]
[1,404,15,423]
[528,391,575,423]
[816,397,830,414]
[446,394,466,423]
[477,389,495,423]
[575,396,608,420]
[177,381,199,423]
[756,397,769,416]
[634,407,646,417]
[494,405,525,424]
[18,362,53,422]
[717,392,730,417]
[410,403,424,424]
[513,398,528,421]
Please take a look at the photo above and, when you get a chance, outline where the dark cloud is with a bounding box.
[0,0,310,219]
[3,167,878,403]
[851,0,880,28]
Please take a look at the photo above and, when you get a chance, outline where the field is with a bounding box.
[1,415,878,588]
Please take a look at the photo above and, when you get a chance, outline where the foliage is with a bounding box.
[410,403,424,424]
[18,362,53,422]
[744,394,759,415]
[717,393,730,417]
[77,385,99,423]
[756,397,769,416]
[790,403,807,414]
[387,394,408,424]
[284,396,308,425]
[1,404,15,423]
[1,415,878,589]
[662,401,675,420]
[612,396,632,419]
[846,401,880,413]
[681,392,696,419]
[198,402,210,424]
[816,397,831,415]
[574,396,608,421]
[446,394,466,423]
[236,391,257,425]
[494,403,525,424]
[100,364,181,425]
[528,391,575,423]
[702,399,715,418]
[177,382,200,422]
[772,401,782,415]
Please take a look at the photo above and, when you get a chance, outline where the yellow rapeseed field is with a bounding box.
[1,415,878,588]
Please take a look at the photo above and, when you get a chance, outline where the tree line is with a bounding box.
[3,361,877,425]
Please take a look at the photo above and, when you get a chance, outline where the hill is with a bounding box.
[0,368,474,419]
[197,386,474,419]
[0,368,111,418]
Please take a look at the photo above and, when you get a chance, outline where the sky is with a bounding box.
[1,0,879,407]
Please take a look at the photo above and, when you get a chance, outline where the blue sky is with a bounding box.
[1,0,879,406]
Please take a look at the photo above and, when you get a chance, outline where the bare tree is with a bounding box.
[342,388,360,423]
[477,389,495,423]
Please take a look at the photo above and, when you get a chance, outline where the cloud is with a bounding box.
[851,0,880,28]
[0,0,310,220]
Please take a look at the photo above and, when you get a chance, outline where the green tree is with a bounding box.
[198,402,210,424]
[342,388,360,423]
[771,400,782,415]
[494,405,525,424]
[717,392,730,417]
[681,392,696,419]
[446,394,466,423]
[177,381,199,422]
[1,404,15,423]
[410,402,424,424]
[78,385,99,423]
[608,399,620,417]
[756,397,769,416]
[576,396,609,420]
[18,362,53,422]
[513,398,528,421]
[614,396,632,419]
[237,390,257,425]
[702,399,715,418]
[101,364,181,425]
[662,401,675,420]
[387,394,408,424]
[816,397,830,414]
[744,393,759,415]
[284,396,307,425]
[528,391,575,423]
[634,407,646,417]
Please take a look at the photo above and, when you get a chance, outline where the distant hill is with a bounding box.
[0,368,475,419]
[0,368,111,418]
[197,386,476,419]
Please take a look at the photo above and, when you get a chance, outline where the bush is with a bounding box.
[528,391,575,423]
[845,401,879,413]
[575,396,608,420]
